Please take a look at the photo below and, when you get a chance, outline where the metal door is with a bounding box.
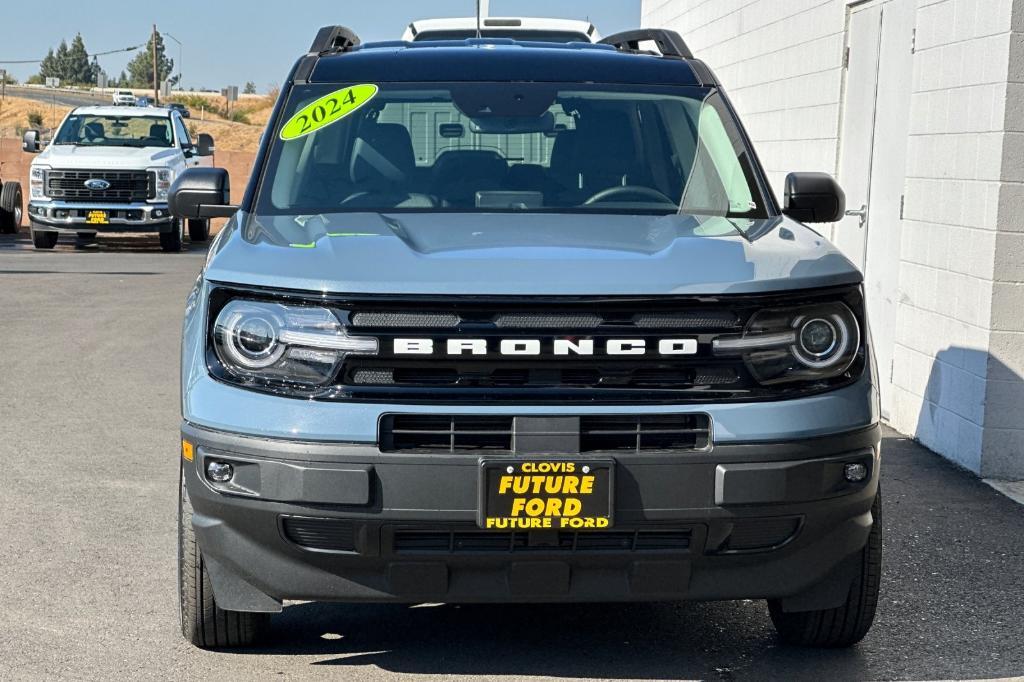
[836,0,916,418]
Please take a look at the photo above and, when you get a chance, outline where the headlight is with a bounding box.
[148,167,174,201]
[212,300,378,387]
[713,302,861,385]
[30,166,49,199]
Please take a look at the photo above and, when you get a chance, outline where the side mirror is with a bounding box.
[22,130,41,153]
[782,172,846,223]
[169,167,237,219]
[196,133,215,157]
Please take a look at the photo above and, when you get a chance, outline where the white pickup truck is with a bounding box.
[112,89,136,106]
[22,106,214,251]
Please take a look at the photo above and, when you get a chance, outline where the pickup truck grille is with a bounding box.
[46,169,152,202]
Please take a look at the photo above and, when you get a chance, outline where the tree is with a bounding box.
[125,31,174,89]
[243,81,256,95]
[66,34,96,84]
[53,40,70,80]
[38,48,57,80]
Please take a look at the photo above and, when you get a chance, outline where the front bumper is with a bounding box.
[28,200,173,233]
[182,421,881,612]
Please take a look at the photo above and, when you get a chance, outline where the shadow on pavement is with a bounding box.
[0,228,211,255]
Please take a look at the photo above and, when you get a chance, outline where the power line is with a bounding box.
[0,44,142,65]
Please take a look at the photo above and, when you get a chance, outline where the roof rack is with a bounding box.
[308,25,361,55]
[598,29,693,59]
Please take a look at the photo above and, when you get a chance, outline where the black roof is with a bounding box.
[308,40,704,87]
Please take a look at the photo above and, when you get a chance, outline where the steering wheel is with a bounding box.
[583,185,676,206]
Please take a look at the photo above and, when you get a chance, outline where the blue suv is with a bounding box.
[171,26,881,649]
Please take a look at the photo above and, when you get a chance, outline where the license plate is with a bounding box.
[85,210,109,225]
[478,459,614,530]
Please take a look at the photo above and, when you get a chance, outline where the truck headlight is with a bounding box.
[30,166,49,199]
[212,299,378,387]
[148,167,175,201]
[713,302,861,385]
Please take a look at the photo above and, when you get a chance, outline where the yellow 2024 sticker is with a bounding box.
[279,84,379,141]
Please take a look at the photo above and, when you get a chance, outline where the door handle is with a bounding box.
[845,205,867,227]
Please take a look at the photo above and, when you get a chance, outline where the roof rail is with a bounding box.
[308,25,361,55]
[598,29,693,59]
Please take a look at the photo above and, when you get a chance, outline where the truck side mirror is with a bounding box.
[22,130,41,153]
[169,167,237,219]
[782,172,846,224]
[196,133,215,157]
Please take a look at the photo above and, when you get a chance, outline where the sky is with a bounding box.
[0,0,642,92]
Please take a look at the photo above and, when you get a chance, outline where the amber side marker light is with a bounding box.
[182,439,194,462]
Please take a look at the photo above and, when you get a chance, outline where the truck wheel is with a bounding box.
[188,218,210,242]
[160,218,184,252]
[31,228,58,249]
[0,181,23,234]
[768,491,881,648]
[179,466,270,648]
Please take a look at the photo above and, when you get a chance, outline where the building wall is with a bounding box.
[641,0,1024,478]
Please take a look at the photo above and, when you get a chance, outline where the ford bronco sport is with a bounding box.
[171,26,881,649]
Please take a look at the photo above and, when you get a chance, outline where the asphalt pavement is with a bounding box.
[2,85,109,108]
[1,230,1022,681]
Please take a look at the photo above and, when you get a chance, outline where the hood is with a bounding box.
[35,144,178,170]
[204,212,862,296]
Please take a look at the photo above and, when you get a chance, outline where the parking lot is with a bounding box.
[1,233,1023,681]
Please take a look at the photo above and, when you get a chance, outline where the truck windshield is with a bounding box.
[53,114,174,148]
[258,82,768,218]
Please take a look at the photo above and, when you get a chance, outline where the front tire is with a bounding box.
[0,181,23,234]
[31,228,58,249]
[160,218,184,252]
[188,218,210,242]
[179,466,269,648]
[768,491,882,648]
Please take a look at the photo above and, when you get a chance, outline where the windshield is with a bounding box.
[257,82,768,217]
[54,114,173,148]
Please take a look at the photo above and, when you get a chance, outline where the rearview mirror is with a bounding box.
[196,133,215,157]
[22,130,41,153]
[782,172,845,223]
[169,167,236,219]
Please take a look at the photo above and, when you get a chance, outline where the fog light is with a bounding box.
[844,462,868,482]
[153,209,164,218]
[206,461,234,483]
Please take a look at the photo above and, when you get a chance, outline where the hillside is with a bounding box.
[0,95,271,153]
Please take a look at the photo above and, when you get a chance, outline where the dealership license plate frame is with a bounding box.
[477,458,615,530]
[85,210,109,225]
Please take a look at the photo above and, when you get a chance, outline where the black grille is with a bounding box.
[580,414,710,452]
[206,286,867,404]
[281,517,356,552]
[381,415,514,452]
[46,169,151,202]
[721,517,801,552]
[379,414,709,453]
[392,528,691,554]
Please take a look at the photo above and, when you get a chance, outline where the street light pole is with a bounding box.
[164,32,183,91]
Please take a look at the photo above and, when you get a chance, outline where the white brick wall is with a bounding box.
[642,0,1024,478]
[641,0,849,192]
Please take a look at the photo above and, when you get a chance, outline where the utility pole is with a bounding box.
[152,24,159,104]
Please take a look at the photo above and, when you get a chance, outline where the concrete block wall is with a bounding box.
[641,0,849,194]
[642,0,1024,478]
[889,0,1016,475]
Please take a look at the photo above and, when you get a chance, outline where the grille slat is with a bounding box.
[393,529,691,554]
